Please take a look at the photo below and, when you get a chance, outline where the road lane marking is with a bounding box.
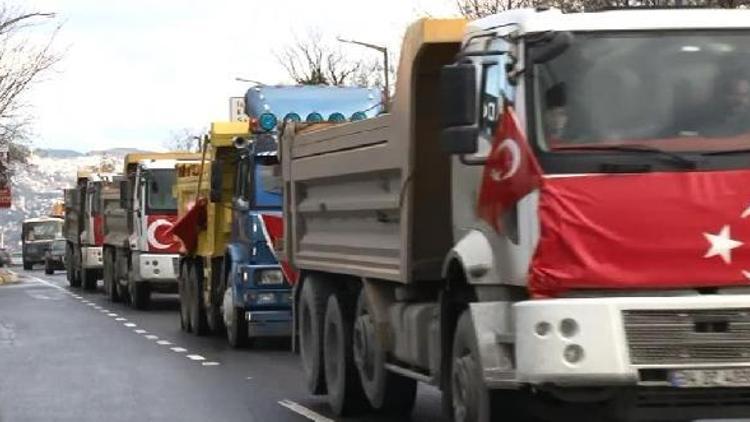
[186,354,205,361]
[278,400,333,422]
[170,347,187,353]
[156,340,171,345]
[144,335,159,340]
[124,323,136,327]
[201,362,220,366]
[134,329,147,334]
[108,313,118,317]
[115,318,127,321]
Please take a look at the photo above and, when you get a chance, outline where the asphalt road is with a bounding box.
[0,269,444,422]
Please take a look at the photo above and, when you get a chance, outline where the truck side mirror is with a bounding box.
[119,180,130,210]
[210,159,223,203]
[439,64,479,154]
[529,31,573,64]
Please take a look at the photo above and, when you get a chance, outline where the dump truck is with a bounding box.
[170,85,381,347]
[281,10,750,422]
[101,153,199,309]
[64,165,118,289]
[21,217,63,270]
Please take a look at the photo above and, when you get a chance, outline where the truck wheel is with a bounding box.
[451,310,531,422]
[223,286,249,348]
[206,257,226,333]
[44,260,54,275]
[299,275,335,395]
[103,249,120,302]
[81,268,97,291]
[130,281,151,310]
[324,293,370,416]
[354,290,417,414]
[66,243,81,288]
[189,261,208,335]
[23,261,32,271]
[178,260,191,332]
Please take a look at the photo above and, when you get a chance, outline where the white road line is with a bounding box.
[170,347,187,353]
[100,309,109,313]
[108,313,118,317]
[186,354,205,361]
[278,400,333,422]
[115,318,127,321]
[144,335,159,340]
[156,340,171,345]
[134,329,147,334]
[124,323,136,327]
[201,362,220,366]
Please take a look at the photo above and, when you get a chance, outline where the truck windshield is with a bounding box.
[146,169,177,212]
[533,31,750,154]
[24,221,63,241]
[255,162,282,208]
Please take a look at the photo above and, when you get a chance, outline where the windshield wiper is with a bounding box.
[702,148,750,156]
[554,145,698,169]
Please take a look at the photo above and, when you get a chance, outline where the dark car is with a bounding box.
[44,239,66,275]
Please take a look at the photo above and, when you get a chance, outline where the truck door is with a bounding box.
[450,37,536,286]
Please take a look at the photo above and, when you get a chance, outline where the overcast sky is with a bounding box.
[22,0,459,152]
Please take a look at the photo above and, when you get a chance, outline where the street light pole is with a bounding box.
[336,37,390,112]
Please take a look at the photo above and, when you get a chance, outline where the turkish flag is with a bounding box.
[530,169,750,297]
[477,104,542,231]
[167,197,207,254]
[259,213,299,285]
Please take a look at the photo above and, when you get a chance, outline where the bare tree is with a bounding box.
[0,5,62,171]
[275,31,363,86]
[164,128,202,152]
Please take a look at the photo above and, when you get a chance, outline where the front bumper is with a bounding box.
[81,246,102,269]
[134,253,179,282]
[245,310,292,337]
[514,294,750,387]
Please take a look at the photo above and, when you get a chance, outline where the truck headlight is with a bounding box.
[255,269,284,286]
[251,292,277,305]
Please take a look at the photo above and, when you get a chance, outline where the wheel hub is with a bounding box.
[452,355,475,422]
[353,314,375,379]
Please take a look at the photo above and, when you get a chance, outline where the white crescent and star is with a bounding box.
[489,138,521,182]
[147,219,176,250]
[703,203,750,280]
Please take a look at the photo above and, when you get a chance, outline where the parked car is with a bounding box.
[9,252,22,267]
[0,248,10,267]
[44,239,66,275]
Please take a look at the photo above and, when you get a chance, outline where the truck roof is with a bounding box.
[209,121,251,148]
[468,8,750,36]
[138,158,200,170]
[124,152,201,172]
[23,217,63,224]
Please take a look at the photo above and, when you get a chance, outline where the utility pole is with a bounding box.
[336,37,390,112]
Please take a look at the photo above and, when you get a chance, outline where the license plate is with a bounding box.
[669,368,750,388]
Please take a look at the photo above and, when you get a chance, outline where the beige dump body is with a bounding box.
[283,18,466,283]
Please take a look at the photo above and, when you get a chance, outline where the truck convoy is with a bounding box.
[64,165,117,289]
[170,85,381,347]
[21,216,63,270]
[101,153,199,309]
[280,10,750,422]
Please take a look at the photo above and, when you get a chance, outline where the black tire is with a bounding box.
[103,249,120,302]
[23,261,32,271]
[450,310,532,422]
[66,243,81,288]
[178,259,191,332]
[354,290,417,414]
[44,260,54,275]
[130,280,151,310]
[323,293,371,416]
[81,268,97,291]
[189,260,208,335]
[299,275,335,395]
[206,257,225,333]
[224,286,249,348]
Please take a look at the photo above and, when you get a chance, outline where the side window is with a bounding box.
[235,159,248,201]
[244,160,253,202]
[480,63,502,138]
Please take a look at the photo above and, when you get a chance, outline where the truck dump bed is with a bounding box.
[173,122,245,258]
[63,188,82,244]
[102,177,127,248]
[282,18,465,283]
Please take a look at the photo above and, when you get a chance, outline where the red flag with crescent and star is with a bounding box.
[530,169,750,297]
[477,104,543,231]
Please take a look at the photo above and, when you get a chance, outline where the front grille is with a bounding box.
[623,309,750,365]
